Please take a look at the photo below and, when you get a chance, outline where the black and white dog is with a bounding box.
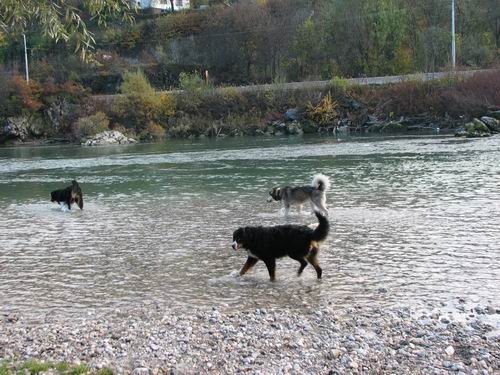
[232,211,329,281]
[268,173,330,216]
[50,180,83,210]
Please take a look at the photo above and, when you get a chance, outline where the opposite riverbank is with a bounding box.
[1,70,499,146]
[1,299,499,374]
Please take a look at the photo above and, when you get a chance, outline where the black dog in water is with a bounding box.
[232,211,329,281]
[50,180,83,210]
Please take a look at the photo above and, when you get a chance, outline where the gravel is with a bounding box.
[1,300,499,374]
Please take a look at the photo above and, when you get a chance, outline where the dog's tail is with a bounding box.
[312,173,330,192]
[311,211,329,242]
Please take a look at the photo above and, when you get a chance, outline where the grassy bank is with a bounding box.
[1,69,499,144]
[0,360,113,375]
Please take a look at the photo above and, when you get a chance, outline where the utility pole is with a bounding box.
[451,0,456,70]
[23,33,29,83]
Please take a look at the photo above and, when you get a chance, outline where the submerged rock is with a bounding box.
[81,130,137,146]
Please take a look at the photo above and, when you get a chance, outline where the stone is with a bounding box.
[132,368,149,375]
[284,108,302,121]
[81,130,137,146]
[480,116,500,133]
[459,120,492,138]
[286,123,303,135]
[1,117,29,142]
[445,345,455,356]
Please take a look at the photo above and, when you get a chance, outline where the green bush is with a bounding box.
[328,76,348,92]
[179,71,207,92]
[120,70,155,96]
[74,111,110,138]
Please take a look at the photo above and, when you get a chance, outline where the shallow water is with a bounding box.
[0,135,499,318]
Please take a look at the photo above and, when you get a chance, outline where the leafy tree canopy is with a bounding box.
[0,0,134,59]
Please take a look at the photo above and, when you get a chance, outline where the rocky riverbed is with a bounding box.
[1,299,498,374]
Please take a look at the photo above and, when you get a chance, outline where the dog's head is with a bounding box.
[70,180,83,209]
[232,227,254,251]
[267,187,282,202]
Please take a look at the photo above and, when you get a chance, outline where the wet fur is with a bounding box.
[232,212,329,281]
[268,173,330,216]
[50,180,83,210]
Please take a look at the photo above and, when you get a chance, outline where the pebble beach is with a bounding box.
[1,299,499,374]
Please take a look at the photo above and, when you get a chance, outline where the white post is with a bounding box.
[451,0,456,70]
[23,33,29,83]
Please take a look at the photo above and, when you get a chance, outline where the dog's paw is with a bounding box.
[229,270,240,278]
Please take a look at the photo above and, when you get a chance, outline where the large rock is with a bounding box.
[456,119,491,138]
[81,130,137,146]
[480,116,499,133]
[0,117,29,143]
[286,122,303,135]
[284,108,302,122]
[45,98,72,133]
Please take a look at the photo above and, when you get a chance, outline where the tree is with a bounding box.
[0,0,134,59]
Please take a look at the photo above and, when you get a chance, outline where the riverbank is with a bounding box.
[1,299,498,374]
[1,70,499,145]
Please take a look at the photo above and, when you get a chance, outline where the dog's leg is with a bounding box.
[319,199,328,216]
[66,199,72,210]
[263,258,276,281]
[297,258,308,276]
[306,253,322,279]
[239,256,259,276]
[299,205,303,215]
[283,202,290,217]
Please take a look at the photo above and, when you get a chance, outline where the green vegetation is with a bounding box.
[74,111,110,139]
[0,360,94,375]
[0,1,498,142]
[0,0,133,59]
[1,0,498,91]
[112,70,175,138]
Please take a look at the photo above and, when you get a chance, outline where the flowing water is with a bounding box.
[0,135,499,318]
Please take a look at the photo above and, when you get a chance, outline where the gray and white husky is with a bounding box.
[267,174,330,216]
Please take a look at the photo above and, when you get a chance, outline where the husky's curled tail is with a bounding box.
[312,173,331,192]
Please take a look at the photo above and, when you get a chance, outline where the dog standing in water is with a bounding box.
[232,211,329,281]
[268,173,330,216]
[50,180,83,210]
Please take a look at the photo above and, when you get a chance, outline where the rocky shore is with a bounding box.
[1,300,498,374]
[81,131,137,146]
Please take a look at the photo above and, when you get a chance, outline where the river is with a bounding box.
[0,135,499,318]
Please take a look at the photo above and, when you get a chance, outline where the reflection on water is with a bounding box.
[0,135,499,318]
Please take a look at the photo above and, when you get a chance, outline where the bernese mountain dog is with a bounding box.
[232,211,329,281]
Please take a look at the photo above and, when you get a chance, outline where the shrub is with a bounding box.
[371,70,500,118]
[306,92,337,125]
[112,70,176,132]
[179,71,207,92]
[74,111,110,138]
[8,75,43,114]
[143,121,166,140]
[120,69,155,96]
[328,76,348,92]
